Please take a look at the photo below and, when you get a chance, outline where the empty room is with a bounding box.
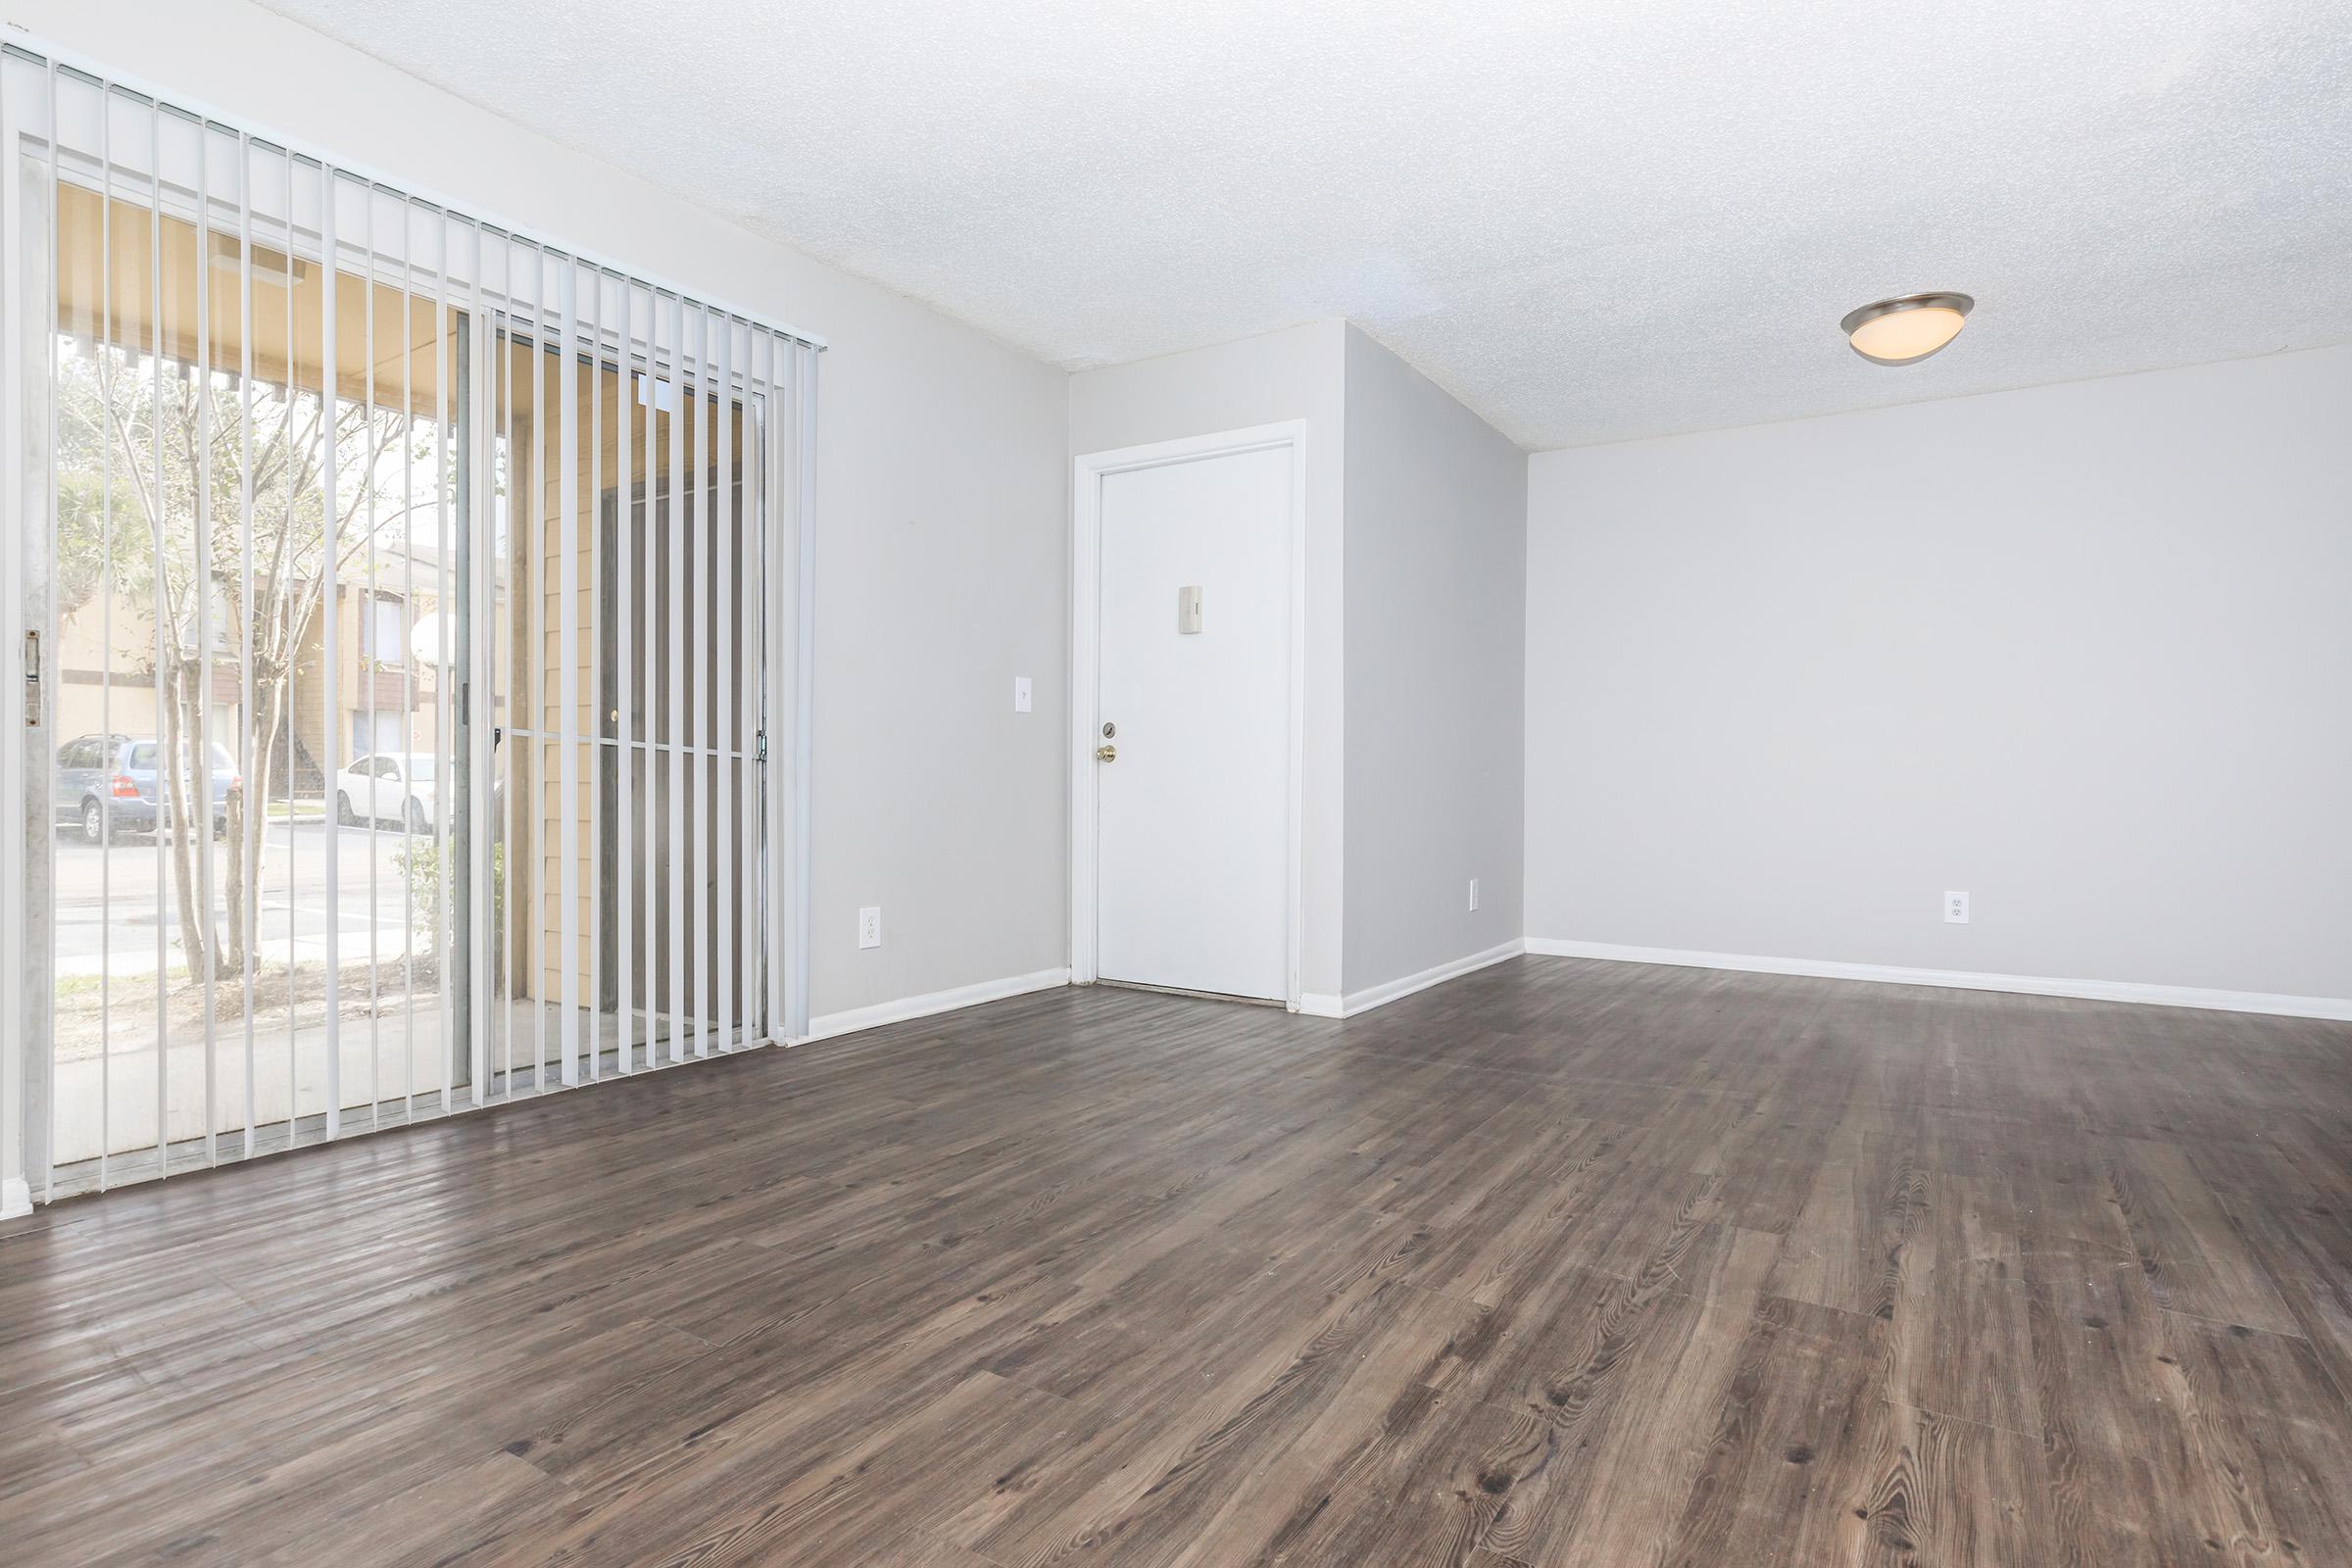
[2,1,2347,1563]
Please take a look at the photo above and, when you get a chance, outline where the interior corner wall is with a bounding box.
[1339,328,1526,998]
[1067,321,1350,1000]
[1525,345,2352,1003]
[18,0,1073,1032]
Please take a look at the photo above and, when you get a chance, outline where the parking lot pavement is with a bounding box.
[52,817,439,976]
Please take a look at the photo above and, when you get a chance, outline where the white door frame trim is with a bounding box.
[1069,421,1307,1010]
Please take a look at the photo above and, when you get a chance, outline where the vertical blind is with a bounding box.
[0,42,818,1200]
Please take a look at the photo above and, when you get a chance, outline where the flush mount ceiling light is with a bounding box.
[1840,291,1975,365]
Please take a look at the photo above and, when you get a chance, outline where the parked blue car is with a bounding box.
[55,734,238,842]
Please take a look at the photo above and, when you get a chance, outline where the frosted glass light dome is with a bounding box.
[1841,293,1975,365]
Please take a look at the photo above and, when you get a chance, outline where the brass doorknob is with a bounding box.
[1095,744,1117,762]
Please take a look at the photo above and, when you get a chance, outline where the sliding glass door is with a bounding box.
[15,87,472,1182]
[481,304,771,1096]
[2,46,814,1201]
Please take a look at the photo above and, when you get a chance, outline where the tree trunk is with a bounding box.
[234,681,287,979]
[223,779,248,978]
[161,662,225,983]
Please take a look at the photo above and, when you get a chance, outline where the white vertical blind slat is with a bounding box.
[398,192,417,1125]
[714,314,732,1053]
[557,256,579,1087]
[666,295,687,1066]
[468,215,494,1110]
[584,266,602,1082]
[432,200,455,1119]
[793,345,817,1040]
[615,282,634,1074]
[362,178,382,1134]
[192,110,219,1169]
[96,82,117,1184]
[498,240,518,1102]
[39,59,61,1197]
[148,96,170,1169]
[318,161,342,1142]
[684,305,702,1058]
[525,243,546,1094]
[236,130,258,1159]
[279,143,300,1152]
[738,331,763,1044]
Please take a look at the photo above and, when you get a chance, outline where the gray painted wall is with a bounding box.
[18,0,1072,1037]
[1068,321,1349,998]
[809,327,1067,1018]
[1525,346,2352,1001]
[1341,329,1527,995]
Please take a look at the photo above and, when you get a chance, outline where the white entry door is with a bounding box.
[1093,445,1294,1001]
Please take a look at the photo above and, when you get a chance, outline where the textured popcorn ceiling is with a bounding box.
[258,0,2352,450]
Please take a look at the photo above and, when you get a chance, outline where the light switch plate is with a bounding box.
[858,906,882,949]
[1012,676,1032,713]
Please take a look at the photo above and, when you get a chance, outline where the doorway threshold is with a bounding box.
[1092,978,1285,1008]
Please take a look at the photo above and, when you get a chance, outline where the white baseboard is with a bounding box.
[1,1175,29,1220]
[1523,939,2352,1022]
[1298,939,1526,1020]
[804,966,1071,1043]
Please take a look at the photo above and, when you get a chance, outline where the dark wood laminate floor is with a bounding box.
[5,956,2351,1567]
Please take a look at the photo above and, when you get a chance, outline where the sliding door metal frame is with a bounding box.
[1,36,817,1208]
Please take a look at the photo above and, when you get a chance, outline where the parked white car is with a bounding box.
[334,753,442,833]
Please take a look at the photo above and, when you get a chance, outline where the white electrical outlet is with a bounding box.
[1012,676,1032,713]
[858,906,882,949]
[1944,890,1970,924]
[1468,878,1481,912]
